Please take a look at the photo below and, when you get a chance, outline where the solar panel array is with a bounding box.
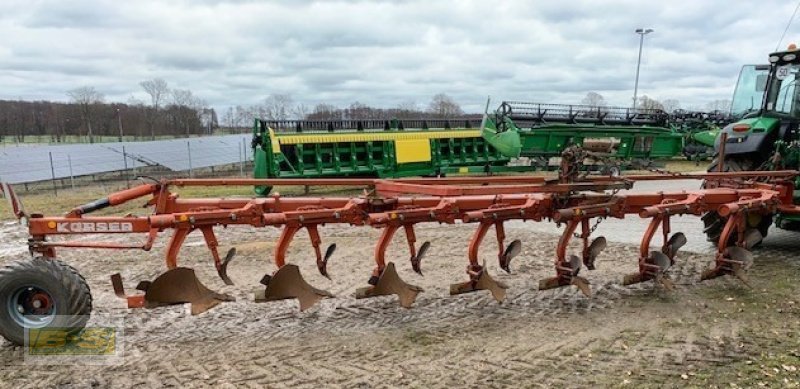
[0,134,251,184]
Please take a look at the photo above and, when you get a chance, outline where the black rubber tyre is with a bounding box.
[779,219,800,231]
[703,211,773,246]
[684,144,713,162]
[683,144,699,160]
[706,155,755,175]
[0,257,92,346]
[702,155,773,245]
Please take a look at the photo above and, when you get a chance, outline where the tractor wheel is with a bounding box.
[702,156,773,246]
[0,257,92,346]
[702,211,773,246]
[683,144,699,161]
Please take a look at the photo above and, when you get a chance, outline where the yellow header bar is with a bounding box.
[271,129,481,145]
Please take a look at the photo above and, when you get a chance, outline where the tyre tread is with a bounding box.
[0,257,92,346]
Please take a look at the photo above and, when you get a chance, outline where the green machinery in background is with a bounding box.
[701,47,800,243]
[481,101,685,174]
[669,110,733,161]
[250,118,517,194]
[251,102,689,190]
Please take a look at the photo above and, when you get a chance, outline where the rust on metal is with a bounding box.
[110,269,233,314]
[355,262,423,308]
[142,268,235,315]
[256,264,334,311]
[450,264,508,302]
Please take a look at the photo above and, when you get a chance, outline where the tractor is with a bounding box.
[703,46,800,245]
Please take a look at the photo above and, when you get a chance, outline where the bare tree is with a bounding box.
[637,95,665,111]
[292,103,309,120]
[140,78,169,139]
[170,88,203,136]
[392,101,419,119]
[0,98,215,141]
[198,108,218,134]
[171,88,194,107]
[346,101,371,119]
[427,93,463,118]
[125,96,146,139]
[222,107,236,131]
[141,78,169,108]
[706,99,732,113]
[661,99,681,113]
[309,103,341,120]
[581,92,606,108]
[261,94,294,121]
[48,103,66,143]
[67,86,104,143]
[234,105,256,128]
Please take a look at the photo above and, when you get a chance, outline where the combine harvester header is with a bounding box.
[481,101,685,173]
[250,101,700,191]
[249,98,731,190]
[251,117,516,195]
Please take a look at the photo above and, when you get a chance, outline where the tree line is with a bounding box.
[0,78,216,143]
[1,87,735,143]
[1,90,465,142]
[220,93,467,128]
[581,91,732,114]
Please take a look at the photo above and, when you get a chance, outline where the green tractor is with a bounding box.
[703,47,800,244]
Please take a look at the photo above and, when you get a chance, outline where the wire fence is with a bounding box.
[0,127,253,148]
[0,135,254,195]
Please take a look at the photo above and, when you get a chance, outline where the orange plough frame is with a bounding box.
[10,169,800,312]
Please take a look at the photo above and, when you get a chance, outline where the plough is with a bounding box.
[0,155,799,345]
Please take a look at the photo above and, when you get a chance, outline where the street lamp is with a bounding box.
[633,28,654,109]
[116,108,123,142]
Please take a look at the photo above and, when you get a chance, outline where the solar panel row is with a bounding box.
[0,134,251,184]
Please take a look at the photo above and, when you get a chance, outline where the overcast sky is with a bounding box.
[1,0,799,114]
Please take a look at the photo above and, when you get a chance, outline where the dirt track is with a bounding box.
[0,219,799,388]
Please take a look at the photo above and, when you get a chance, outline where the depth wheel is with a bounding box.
[0,257,92,346]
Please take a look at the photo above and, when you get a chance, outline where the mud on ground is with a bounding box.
[0,220,798,388]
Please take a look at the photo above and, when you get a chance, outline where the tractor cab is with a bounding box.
[762,49,800,119]
[718,47,800,162]
[731,49,800,119]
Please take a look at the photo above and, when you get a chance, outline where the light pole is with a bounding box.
[117,108,123,142]
[633,28,654,109]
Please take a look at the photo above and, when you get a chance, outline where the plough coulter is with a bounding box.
[0,155,798,345]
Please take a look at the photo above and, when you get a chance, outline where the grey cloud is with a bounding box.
[0,0,798,114]
[145,51,229,71]
[22,1,128,29]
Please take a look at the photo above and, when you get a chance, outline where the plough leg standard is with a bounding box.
[0,169,798,345]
